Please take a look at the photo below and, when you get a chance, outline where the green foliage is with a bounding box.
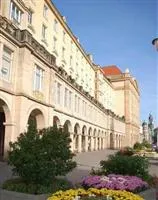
[90,167,106,176]
[8,121,76,189]
[100,155,150,181]
[133,142,143,150]
[133,140,152,151]
[142,140,152,149]
[2,178,73,194]
[116,146,134,156]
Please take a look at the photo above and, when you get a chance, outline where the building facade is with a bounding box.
[0,0,139,158]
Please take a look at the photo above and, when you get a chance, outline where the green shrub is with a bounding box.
[90,167,106,176]
[8,121,76,192]
[2,178,73,194]
[116,146,134,156]
[142,140,152,149]
[100,155,150,181]
[133,142,143,150]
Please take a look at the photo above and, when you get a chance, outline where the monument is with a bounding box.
[148,114,155,144]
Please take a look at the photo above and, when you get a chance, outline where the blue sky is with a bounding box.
[52,0,158,125]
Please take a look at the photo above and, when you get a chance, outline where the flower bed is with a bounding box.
[48,188,144,200]
[81,175,148,193]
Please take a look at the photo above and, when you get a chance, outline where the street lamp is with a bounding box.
[152,38,158,51]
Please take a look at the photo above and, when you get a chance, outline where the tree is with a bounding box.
[8,121,76,186]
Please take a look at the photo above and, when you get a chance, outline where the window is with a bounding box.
[64,88,68,107]
[75,95,77,112]
[71,41,73,52]
[54,19,58,32]
[63,31,66,43]
[76,48,78,58]
[85,102,87,116]
[28,10,33,24]
[43,5,48,18]
[78,97,80,113]
[62,47,65,59]
[53,37,57,51]
[69,91,72,109]
[53,81,57,104]
[70,56,72,66]
[82,100,84,115]
[57,82,61,104]
[42,24,47,40]
[1,46,12,81]
[10,1,21,24]
[34,65,43,91]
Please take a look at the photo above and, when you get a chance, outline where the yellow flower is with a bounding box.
[47,188,144,200]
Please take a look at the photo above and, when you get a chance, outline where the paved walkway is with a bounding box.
[0,149,158,199]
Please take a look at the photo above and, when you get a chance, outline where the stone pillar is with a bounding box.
[3,123,15,159]
[103,138,105,149]
[70,132,74,152]
[85,135,88,152]
[113,134,116,149]
[91,137,94,151]
[99,137,102,150]
[78,134,82,152]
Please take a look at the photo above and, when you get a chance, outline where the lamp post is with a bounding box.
[152,38,158,51]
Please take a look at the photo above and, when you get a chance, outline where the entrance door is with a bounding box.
[0,112,5,159]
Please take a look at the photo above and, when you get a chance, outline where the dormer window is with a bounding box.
[10,1,22,24]
[54,19,58,32]
[28,10,33,24]
[42,24,47,40]
[43,5,48,18]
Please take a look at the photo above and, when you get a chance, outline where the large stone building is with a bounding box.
[0,0,140,159]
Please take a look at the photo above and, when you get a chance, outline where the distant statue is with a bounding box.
[148,114,155,144]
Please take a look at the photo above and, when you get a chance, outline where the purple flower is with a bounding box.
[81,174,149,192]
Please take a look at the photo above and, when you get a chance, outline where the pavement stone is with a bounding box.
[139,188,156,200]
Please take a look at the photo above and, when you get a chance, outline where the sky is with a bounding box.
[52,0,158,126]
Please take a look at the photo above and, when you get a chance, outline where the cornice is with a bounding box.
[0,15,125,123]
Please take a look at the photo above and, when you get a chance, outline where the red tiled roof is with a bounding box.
[102,65,122,76]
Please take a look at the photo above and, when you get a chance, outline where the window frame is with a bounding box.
[10,1,22,24]
[43,4,48,18]
[1,46,12,82]
[42,24,47,40]
[34,64,44,92]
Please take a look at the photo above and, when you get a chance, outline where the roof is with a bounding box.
[102,65,122,76]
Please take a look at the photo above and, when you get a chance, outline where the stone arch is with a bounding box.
[98,130,101,150]
[104,131,107,148]
[110,132,114,149]
[93,128,97,150]
[0,98,11,158]
[119,135,121,149]
[63,120,72,133]
[101,131,104,149]
[74,123,80,152]
[88,127,92,151]
[27,108,45,130]
[53,116,61,128]
[116,134,118,149]
[82,125,87,152]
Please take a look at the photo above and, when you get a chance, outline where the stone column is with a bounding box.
[78,134,82,152]
[70,132,74,152]
[85,135,88,152]
[91,137,94,151]
[103,137,105,149]
[99,137,102,150]
[3,122,15,159]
